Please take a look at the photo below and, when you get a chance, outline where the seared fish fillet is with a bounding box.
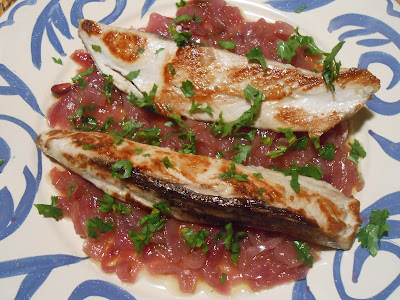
[36,129,361,250]
[78,19,380,136]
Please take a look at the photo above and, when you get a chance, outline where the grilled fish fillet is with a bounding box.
[36,129,361,250]
[78,19,380,136]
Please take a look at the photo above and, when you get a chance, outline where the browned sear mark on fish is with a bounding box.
[102,31,147,62]
[81,19,102,36]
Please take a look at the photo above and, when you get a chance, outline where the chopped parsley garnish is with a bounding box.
[168,65,176,75]
[166,114,198,154]
[245,47,267,71]
[0,159,5,167]
[125,70,141,81]
[101,73,114,103]
[277,27,344,91]
[235,130,256,141]
[293,241,313,266]
[253,173,263,179]
[214,223,246,266]
[220,273,227,284]
[97,194,131,214]
[295,6,307,13]
[155,47,165,54]
[128,84,158,113]
[189,100,213,115]
[136,47,144,55]
[82,144,96,150]
[258,188,264,196]
[142,153,151,157]
[52,57,63,65]
[311,136,321,149]
[181,228,211,253]
[217,40,237,50]
[260,136,273,146]
[67,183,77,198]
[71,66,94,89]
[128,202,170,255]
[109,119,143,144]
[216,150,224,158]
[168,24,192,47]
[135,148,143,154]
[272,162,323,192]
[111,159,133,179]
[219,162,248,182]
[91,44,101,52]
[358,209,391,257]
[266,128,308,158]
[349,139,366,164]
[100,117,114,132]
[161,156,174,169]
[180,80,195,97]
[211,85,264,137]
[86,217,114,239]
[232,144,252,164]
[175,0,186,8]
[35,196,63,220]
[67,104,98,131]
[136,127,162,146]
[319,142,336,160]
[172,13,201,24]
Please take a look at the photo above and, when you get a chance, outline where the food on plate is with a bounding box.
[36,129,361,250]
[78,19,380,137]
[36,0,380,294]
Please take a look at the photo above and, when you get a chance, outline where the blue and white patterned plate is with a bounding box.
[0,0,399,299]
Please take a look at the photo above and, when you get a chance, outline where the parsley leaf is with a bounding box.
[67,183,77,198]
[175,0,186,8]
[86,217,114,239]
[155,47,165,54]
[109,119,143,144]
[100,117,114,132]
[111,159,133,179]
[220,273,227,284]
[128,202,170,255]
[67,104,98,131]
[101,73,114,103]
[260,136,273,146]
[168,24,192,47]
[172,13,201,24]
[91,45,101,52]
[295,6,307,13]
[97,194,131,214]
[162,156,174,168]
[358,209,391,257]
[219,162,248,182]
[52,57,63,65]
[125,70,141,81]
[232,144,252,164]
[35,196,63,220]
[253,173,263,179]
[168,65,176,75]
[266,128,309,158]
[217,40,237,50]
[71,66,94,89]
[322,41,345,92]
[349,139,366,164]
[293,241,313,265]
[234,130,257,141]
[214,223,246,266]
[189,100,213,115]
[319,142,336,160]
[245,47,267,71]
[181,228,211,253]
[180,80,195,97]
[128,84,158,113]
[136,127,162,146]
[82,144,96,150]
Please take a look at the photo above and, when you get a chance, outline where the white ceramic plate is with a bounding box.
[0,0,399,299]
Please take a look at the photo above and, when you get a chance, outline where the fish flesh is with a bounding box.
[78,19,380,136]
[36,129,361,250]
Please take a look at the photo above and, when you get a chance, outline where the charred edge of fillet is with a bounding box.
[80,19,102,36]
[94,160,338,248]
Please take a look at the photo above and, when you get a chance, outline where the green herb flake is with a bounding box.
[293,241,314,265]
[136,127,162,146]
[101,73,114,103]
[71,66,94,89]
[0,158,5,167]
[128,202,170,254]
[67,104,98,131]
[86,217,114,239]
[125,70,141,81]
[35,196,63,220]
[99,117,114,132]
[319,142,336,160]
[358,209,391,257]
[109,119,143,144]
[135,148,143,155]
[181,228,211,253]
[235,130,257,141]
[155,47,165,54]
[232,144,252,164]
[295,6,307,13]
[52,57,63,65]
[168,24,192,47]
[111,159,133,179]
[266,128,309,158]
[161,156,174,169]
[91,44,101,52]
[67,183,77,198]
[189,100,213,115]
[220,273,227,284]
[136,47,144,55]
[142,153,151,157]
[311,136,321,149]
[219,162,248,182]
[128,84,158,113]
[258,188,264,196]
[82,144,96,150]
[217,40,237,50]
[214,223,246,266]
[253,173,263,179]
[180,80,195,97]
[168,65,176,75]
[97,194,131,214]
[260,136,273,146]
[349,139,366,164]
[216,150,224,158]
[175,0,186,8]
[245,47,267,71]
